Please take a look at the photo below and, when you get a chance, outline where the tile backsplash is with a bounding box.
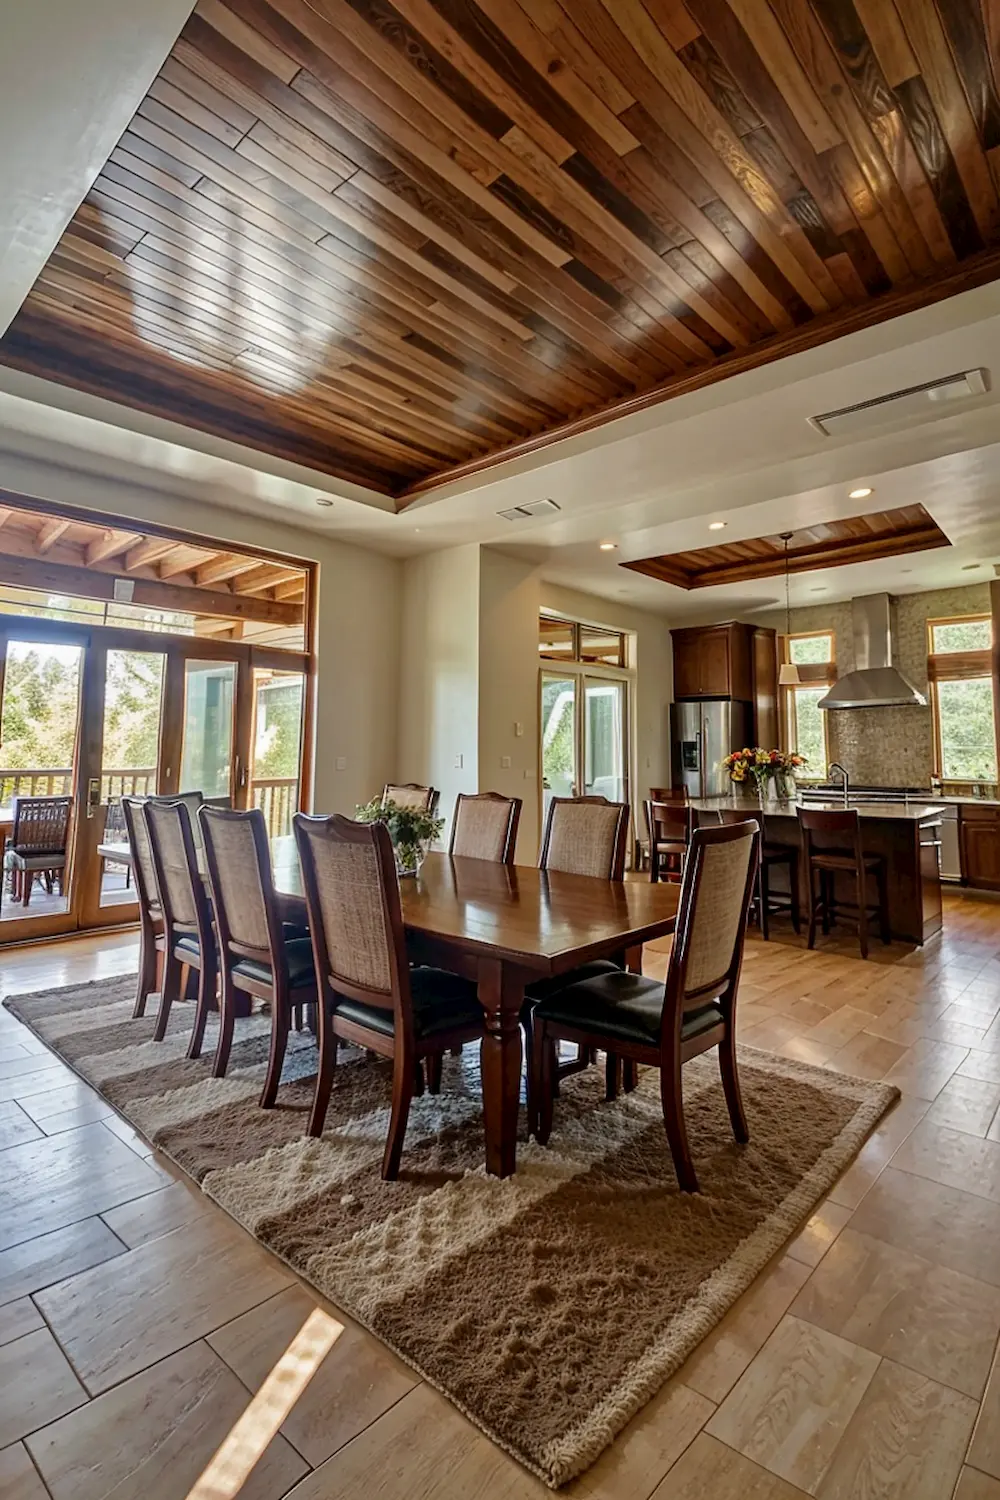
[759,583,991,788]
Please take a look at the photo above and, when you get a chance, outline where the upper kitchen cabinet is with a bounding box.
[671,623,754,701]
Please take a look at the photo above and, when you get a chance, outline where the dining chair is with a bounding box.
[6,795,73,907]
[122,796,164,1021]
[293,812,485,1176]
[100,798,131,893]
[381,783,439,815]
[199,805,318,1091]
[718,808,800,939]
[448,792,521,863]
[531,819,760,1192]
[798,806,889,959]
[143,799,219,1055]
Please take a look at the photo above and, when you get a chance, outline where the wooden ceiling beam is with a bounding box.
[0,551,303,625]
[0,508,12,530]
[124,536,183,571]
[158,545,205,579]
[194,552,263,586]
[86,527,139,566]
[37,518,71,555]
[232,564,306,596]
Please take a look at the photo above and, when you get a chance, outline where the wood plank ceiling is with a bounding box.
[2,0,1000,499]
[624,503,950,587]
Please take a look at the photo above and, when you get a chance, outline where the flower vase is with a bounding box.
[394,839,429,877]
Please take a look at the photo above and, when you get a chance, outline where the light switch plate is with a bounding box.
[501,755,511,769]
[335,757,347,771]
[454,753,464,769]
[514,721,523,736]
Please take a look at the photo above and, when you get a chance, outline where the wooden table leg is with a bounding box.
[478,956,522,1178]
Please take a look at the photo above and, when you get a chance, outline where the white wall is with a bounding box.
[397,545,480,835]
[479,551,541,859]
[0,452,402,814]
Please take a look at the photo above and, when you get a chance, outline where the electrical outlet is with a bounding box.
[501,754,511,769]
[335,757,347,771]
[454,753,464,769]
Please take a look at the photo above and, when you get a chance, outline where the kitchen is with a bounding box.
[661,562,1000,948]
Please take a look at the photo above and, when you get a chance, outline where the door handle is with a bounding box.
[86,777,101,820]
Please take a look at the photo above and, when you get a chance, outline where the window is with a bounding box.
[782,632,835,778]
[928,616,997,782]
[538,614,626,668]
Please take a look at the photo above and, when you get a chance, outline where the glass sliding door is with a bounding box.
[0,634,84,934]
[584,677,627,803]
[97,650,166,911]
[541,674,577,824]
[249,667,305,838]
[179,660,237,800]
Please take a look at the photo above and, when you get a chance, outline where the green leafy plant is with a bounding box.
[355,797,444,874]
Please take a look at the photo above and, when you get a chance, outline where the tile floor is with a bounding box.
[1,896,1000,1498]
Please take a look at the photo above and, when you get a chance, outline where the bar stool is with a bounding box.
[718,809,800,940]
[644,798,691,882]
[797,807,889,960]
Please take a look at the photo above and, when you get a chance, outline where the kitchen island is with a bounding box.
[690,796,944,945]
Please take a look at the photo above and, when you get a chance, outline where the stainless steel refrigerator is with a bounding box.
[671,700,753,799]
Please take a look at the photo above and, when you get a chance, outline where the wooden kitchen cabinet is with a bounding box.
[752,627,778,746]
[671,623,753,700]
[959,804,1000,890]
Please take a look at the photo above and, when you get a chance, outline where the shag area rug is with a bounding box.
[5,976,898,1488]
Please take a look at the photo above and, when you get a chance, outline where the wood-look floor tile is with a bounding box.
[0,1122,165,1252]
[650,1432,811,1498]
[924,1075,1000,1138]
[827,1095,929,1211]
[790,1228,1000,1398]
[26,1338,308,1500]
[0,1297,44,1348]
[970,1344,1000,1480]
[0,1066,72,1105]
[207,1283,418,1468]
[891,1121,1000,1205]
[705,1315,880,1492]
[36,1215,293,1394]
[563,1380,713,1500]
[682,1256,813,1404]
[0,1101,43,1152]
[100,1112,154,1159]
[0,1053,71,1083]
[960,1052,1000,1085]
[16,1082,111,1128]
[0,1443,49,1500]
[785,1201,853,1268]
[0,1327,87,1448]
[282,1383,550,1498]
[816,1358,977,1498]
[822,1031,908,1080]
[0,1216,125,1306]
[882,1039,970,1100]
[100,1180,212,1249]
[850,1168,1000,1286]
[956,1467,1000,1498]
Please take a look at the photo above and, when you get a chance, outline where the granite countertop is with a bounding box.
[690,796,944,823]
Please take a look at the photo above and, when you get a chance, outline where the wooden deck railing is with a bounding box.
[0,768,157,806]
[251,776,299,838]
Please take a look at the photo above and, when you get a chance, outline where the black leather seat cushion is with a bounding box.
[333,967,482,1042]
[174,934,201,962]
[534,970,724,1049]
[232,937,315,989]
[524,958,622,1003]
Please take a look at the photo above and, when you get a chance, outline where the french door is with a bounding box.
[540,669,630,830]
[0,614,312,943]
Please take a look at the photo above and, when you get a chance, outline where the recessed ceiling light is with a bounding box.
[962,563,980,570]
[900,569,913,575]
[849,486,873,499]
[810,586,826,593]
[599,542,617,551]
[708,520,727,531]
[315,497,334,508]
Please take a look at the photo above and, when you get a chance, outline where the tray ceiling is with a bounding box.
[3,0,1000,500]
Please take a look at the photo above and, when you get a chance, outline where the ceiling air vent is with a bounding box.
[808,368,988,438]
[496,498,562,521]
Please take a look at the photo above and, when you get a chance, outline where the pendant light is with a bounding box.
[777,532,802,686]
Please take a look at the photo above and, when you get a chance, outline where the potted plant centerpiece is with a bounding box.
[355,797,444,876]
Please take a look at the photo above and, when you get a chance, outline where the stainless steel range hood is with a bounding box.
[818,594,927,710]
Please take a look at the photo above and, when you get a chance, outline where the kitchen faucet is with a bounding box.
[828,762,850,808]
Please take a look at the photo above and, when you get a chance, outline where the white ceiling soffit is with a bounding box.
[0,0,197,337]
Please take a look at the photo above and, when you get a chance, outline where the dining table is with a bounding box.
[98,836,682,1177]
